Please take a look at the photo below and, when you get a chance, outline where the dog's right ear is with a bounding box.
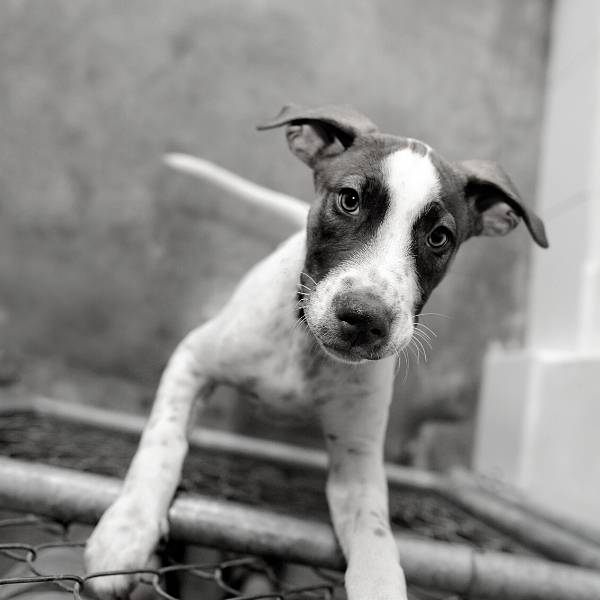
[257,104,378,168]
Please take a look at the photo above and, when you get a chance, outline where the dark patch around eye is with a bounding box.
[410,203,456,310]
[303,175,390,284]
[428,151,477,241]
[359,177,391,235]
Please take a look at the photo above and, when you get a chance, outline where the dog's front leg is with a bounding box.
[321,389,407,600]
[85,322,219,599]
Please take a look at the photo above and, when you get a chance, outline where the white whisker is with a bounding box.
[391,342,401,375]
[294,314,309,331]
[412,337,424,361]
[402,347,410,373]
[413,324,432,338]
[413,332,432,347]
[408,340,420,364]
[400,348,410,383]
[412,335,428,362]
[414,312,450,319]
[300,271,318,287]
[414,322,437,337]
[413,329,432,349]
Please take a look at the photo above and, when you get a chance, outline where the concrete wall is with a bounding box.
[0,1,551,457]
[475,0,600,527]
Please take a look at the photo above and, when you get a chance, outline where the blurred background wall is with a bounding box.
[0,0,552,466]
[475,0,600,527]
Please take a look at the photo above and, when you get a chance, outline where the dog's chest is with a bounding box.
[231,349,312,414]
[224,340,377,421]
[217,315,316,414]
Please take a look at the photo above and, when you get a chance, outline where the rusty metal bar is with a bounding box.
[444,470,600,569]
[3,395,600,569]
[1,395,440,491]
[1,458,600,599]
[449,468,600,546]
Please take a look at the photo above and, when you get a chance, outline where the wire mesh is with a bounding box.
[8,405,598,599]
[0,514,460,600]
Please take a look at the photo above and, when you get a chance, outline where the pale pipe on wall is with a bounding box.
[474,0,600,528]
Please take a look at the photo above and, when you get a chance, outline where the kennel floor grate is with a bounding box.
[0,411,530,555]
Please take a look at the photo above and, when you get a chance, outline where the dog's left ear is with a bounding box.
[459,159,548,248]
[257,104,378,168]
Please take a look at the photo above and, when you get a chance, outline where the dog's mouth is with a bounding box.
[298,277,413,364]
[318,339,389,363]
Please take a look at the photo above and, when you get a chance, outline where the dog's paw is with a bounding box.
[84,495,167,600]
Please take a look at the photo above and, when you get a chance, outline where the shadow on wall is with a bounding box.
[0,1,552,463]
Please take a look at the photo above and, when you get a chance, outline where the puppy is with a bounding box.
[85,104,548,600]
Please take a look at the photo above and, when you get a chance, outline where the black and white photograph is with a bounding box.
[0,2,598,599]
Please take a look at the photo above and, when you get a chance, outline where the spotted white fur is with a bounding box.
[86,145,439,600]
[85,107,542,600]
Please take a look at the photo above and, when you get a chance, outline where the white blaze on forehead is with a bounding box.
[381,148,440,241]
[366,147,440,308]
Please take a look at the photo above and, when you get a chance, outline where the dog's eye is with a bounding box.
[427,226,452,249]
[337,188,360,215]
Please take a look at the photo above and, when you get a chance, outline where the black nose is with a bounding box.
[334,292,391,347]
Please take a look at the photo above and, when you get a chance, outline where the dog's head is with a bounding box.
[259,104,548,364]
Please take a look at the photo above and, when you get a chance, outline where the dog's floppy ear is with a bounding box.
[257,104,378,168]
[459,159,548,248]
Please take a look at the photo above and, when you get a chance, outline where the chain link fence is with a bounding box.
[2,400,600,600]
[0,514,459,600]
[0,407,490,599]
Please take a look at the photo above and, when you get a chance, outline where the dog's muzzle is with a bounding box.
[326,291,393,359]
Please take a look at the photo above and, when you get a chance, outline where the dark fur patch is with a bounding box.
[410,152,475,311]
[302,135,413,285]
[406,138,430,156]
[346,446,366,456]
